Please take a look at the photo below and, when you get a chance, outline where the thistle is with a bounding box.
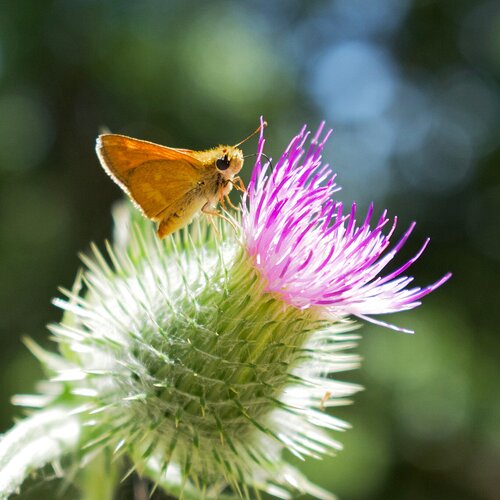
[0,119,450,499]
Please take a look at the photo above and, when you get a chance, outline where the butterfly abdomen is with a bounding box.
[157,191,206,238]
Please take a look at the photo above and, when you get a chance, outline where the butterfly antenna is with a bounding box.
[233,121,268,148]
[243,153,273,171]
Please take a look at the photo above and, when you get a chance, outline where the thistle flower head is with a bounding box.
[242,118,451,332]
[7,118,450,500]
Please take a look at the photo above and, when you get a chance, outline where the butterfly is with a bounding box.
[96,122,265,238]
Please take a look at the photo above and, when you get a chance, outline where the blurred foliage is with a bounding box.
[1,0,499,499]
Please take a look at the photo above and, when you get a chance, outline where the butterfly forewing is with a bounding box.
[97,134,204,220]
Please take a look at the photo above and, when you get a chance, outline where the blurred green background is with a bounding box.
[1,1,499,499]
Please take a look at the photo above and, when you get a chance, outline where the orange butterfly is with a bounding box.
[96,123,265,238]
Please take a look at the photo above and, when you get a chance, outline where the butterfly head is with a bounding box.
[214,146,244,179]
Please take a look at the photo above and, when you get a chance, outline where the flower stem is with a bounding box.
[0,408,80,498]
[78,448,120,500]
[143,457,239,500]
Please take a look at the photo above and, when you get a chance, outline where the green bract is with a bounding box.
[5,203,360,500]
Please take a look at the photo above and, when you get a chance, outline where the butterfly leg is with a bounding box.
[202,202,238,234]
[224,194,240,211]
[205,213,221,240]
[218,184,239,211]
[320,391,332,411]
[219,190,228,210]
[228,176,246,192]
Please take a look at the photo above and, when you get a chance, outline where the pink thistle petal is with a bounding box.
[241,119,451,330]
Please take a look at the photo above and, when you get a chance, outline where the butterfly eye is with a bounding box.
[216,155,231,171]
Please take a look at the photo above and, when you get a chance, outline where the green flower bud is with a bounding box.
[38,204,360,499]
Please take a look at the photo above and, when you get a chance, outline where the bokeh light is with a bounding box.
[1,1,499,499]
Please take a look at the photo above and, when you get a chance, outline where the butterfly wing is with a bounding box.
[96,134,204,221]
